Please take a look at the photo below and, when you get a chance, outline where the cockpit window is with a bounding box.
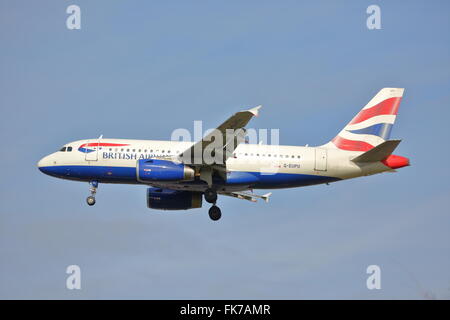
[60,147,66,152]
[67,146,72,152]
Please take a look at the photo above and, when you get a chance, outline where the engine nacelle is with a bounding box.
[147,188,202,210]
[137,159,195,182]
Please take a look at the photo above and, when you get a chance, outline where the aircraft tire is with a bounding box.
[204,188,218,203]
[208,205,221,221]
[86,196,96,206]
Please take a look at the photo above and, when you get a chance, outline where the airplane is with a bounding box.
[37,88,410,221]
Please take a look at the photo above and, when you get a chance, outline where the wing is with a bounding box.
[178,105,261,186]
[180,105,261,166]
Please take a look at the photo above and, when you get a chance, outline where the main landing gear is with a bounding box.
[204,188,217,203]
[204,188,221,221]
[86,180,98,206]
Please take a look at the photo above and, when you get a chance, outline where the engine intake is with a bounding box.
[137,159,195,182]
[147,188,202,210]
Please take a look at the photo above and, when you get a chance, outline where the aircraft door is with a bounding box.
[314,148,327,171]
[84,139,99,161]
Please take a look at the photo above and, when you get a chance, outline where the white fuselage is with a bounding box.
[38,138,391,193]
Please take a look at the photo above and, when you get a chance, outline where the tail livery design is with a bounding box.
[331,88,404,152]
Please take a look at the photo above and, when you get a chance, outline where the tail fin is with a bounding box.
[329,88,404,151]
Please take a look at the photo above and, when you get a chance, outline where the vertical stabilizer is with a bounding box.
[326,88,404,151]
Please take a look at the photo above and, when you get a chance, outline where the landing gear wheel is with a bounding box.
[86,196,96,206]
[204,188,218,203]
[86,180,98,206]
[208,205,221,221]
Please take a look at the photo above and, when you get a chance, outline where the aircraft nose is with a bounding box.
[37,155,52,173]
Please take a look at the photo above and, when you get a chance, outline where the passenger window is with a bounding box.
[67,147,72,152]
[138,149,141,152]
[132,149,135,152]
[60,147,66,152]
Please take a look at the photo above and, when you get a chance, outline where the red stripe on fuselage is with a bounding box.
[79,143,130,148]
[332,136,374,151]
[349,97,402,125]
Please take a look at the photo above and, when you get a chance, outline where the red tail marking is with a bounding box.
[382,155,410,169]
[332,136,374,151]
[349,97,402,125]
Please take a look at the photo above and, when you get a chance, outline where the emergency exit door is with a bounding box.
[314,148,327,171]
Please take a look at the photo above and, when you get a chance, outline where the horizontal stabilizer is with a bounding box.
[351,140,401,162]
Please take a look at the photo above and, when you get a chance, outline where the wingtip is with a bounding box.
[247,105,262,116]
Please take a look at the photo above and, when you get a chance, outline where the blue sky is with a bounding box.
[1,0,449,299]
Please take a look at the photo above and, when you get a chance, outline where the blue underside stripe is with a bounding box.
[40,165,137,182]
[225,170,339,188]
[39,165,341,188]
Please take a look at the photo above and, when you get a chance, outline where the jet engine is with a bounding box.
[146,188,202,210]
[137,159,195,182]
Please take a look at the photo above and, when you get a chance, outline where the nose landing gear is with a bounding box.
[204,188,221,221]
[208,205,221,221]
[86,196,96,206]
[86,180,98,206]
